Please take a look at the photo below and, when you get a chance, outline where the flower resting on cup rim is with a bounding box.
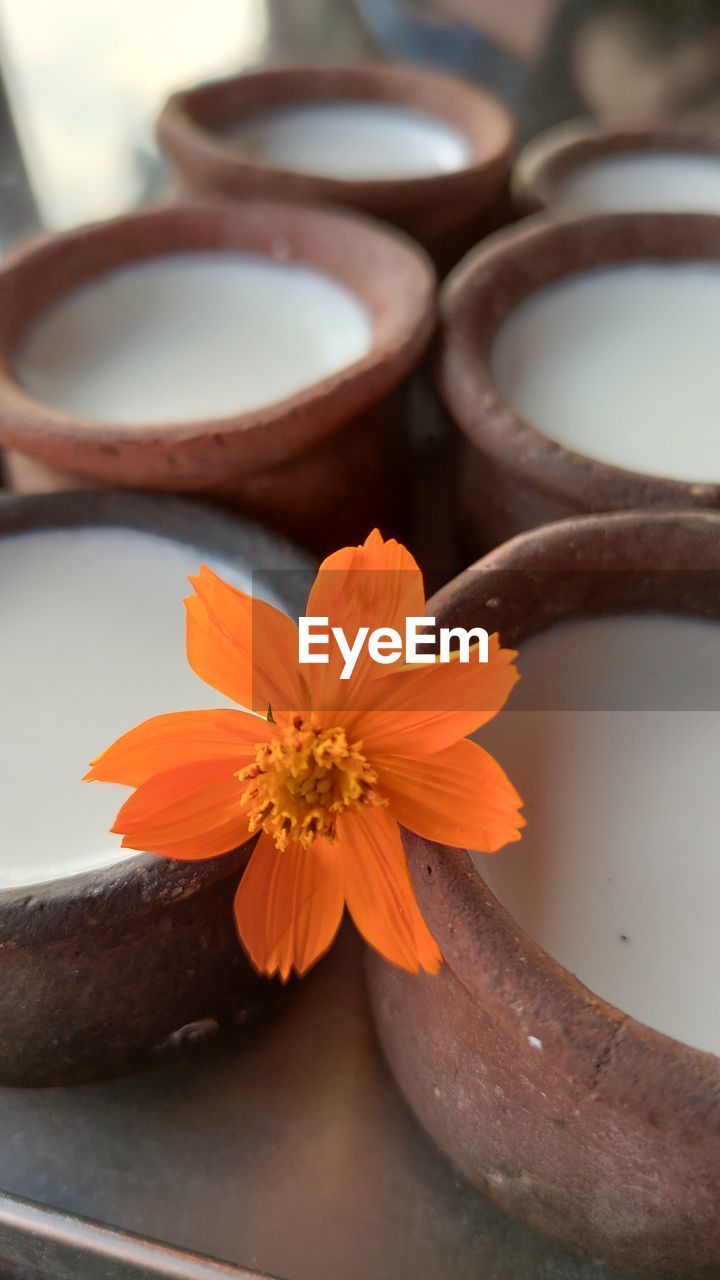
[86,531,523,980]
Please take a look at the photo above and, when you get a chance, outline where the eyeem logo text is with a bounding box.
[298,617,490,680]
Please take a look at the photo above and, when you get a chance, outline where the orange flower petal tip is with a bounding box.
[91,529,524,981]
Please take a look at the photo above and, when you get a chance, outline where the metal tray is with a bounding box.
[0,929,637,1280]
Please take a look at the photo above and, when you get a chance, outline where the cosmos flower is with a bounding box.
[87,531,523,979]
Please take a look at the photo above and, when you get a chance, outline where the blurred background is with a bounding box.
[2,0,720,240]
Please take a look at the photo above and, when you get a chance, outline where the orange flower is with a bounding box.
[86,531,523,979]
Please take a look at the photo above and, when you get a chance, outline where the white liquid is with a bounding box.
[0,527,267,889]
[16,252,372,425]
[474,614,720,1055]
[227,101,470,180]
[492,263,720,483]
[555,151,720,214]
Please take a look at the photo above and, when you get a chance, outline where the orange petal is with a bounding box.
[338,806,441,974]
[186,565,309,716]
[354,634,519,756]
[376,737,524,853]
[233,832,345,981]
[113,759,251,859]
[305,530,426,709]
[86,708,271,786]
[309,529,425,630]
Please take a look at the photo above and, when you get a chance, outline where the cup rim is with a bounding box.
[0,488,312,945]
[156,59,515,197]
[436,209,720,510]
[417,509,720,1140]
[514,121,720,215]
[0,197,436,488]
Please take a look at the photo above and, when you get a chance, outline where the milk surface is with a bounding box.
[555,151,720,213]
[492,263,720,483]
[475,613,720,1055]
[0,527,268,888]
[16,252,372,424]
[228,101,470,180]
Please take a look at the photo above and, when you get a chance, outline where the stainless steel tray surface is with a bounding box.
[0,1195,263,1280]
[0,930,635,1280]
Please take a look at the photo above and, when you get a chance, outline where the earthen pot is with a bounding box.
[436,211,720,560]
[514,121,720,216]
[0,198,436,558]
[155,62,515,273]
[366,509,720,1277]
[0,489,311,1087]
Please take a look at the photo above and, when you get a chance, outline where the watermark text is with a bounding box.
[298,617,489,680]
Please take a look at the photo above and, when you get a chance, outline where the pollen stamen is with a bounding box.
[239,715,383,851]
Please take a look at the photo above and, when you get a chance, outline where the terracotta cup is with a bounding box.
[513,121,720,216]
[435,210,720,560]
[0,198,436,558]
[155,62,515,273]
[0,489,311,1087]
[366,509,720,1277]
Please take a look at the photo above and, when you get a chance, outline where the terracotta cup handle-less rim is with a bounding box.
[0,197,437,490]
[513,122,720,215]
[366,512,720,1274]
[155,60,515,210]
[436,210,720,517]
[416,509,720,1146]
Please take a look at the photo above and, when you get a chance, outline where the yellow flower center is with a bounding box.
[239,714,382,851]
